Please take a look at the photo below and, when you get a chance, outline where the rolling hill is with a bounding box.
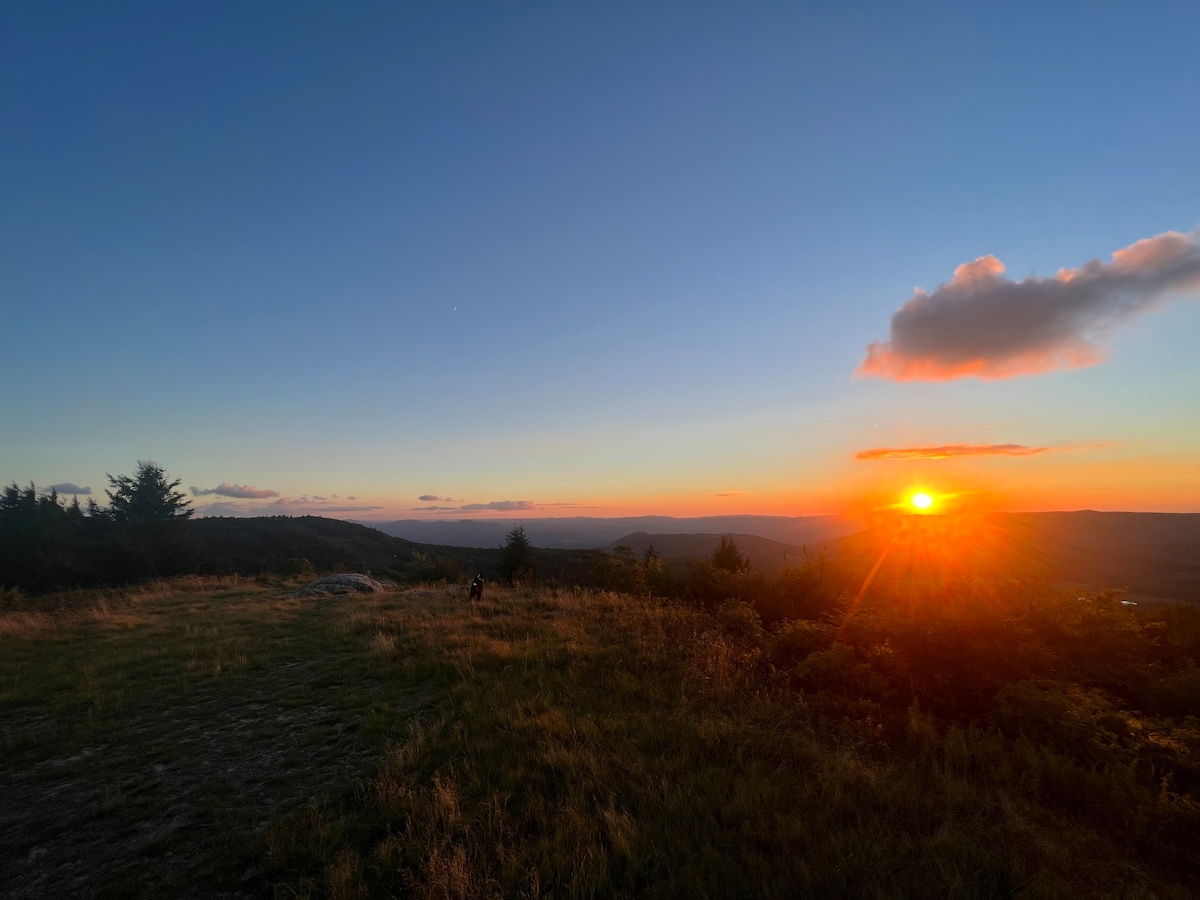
[189,516,605,585]
[371,515,862,549]
[817,511,1200,603]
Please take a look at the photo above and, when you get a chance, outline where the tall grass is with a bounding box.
[262,586,1197,898]
[6,578,1196,897]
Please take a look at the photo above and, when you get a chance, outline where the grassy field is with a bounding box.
[2,579,1196,898]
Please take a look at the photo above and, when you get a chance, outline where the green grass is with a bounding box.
[2,580,1196,898]
[0,578,438,897]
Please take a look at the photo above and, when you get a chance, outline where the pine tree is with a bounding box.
[498,525,537,586]
[104,461,195,579]
[105,461,193,526]
[710,535,750,574]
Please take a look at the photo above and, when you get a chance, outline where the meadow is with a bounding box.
[3,569,1199,898]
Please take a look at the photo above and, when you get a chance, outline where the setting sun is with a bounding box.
[910,491,934,511]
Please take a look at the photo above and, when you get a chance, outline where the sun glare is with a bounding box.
[909,491,934,511]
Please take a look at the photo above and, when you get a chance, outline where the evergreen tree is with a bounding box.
[498,524,537,586]
[104,461,195,579]
[106,461,193,525]
[710,535,750,574]
[643,543,663,570]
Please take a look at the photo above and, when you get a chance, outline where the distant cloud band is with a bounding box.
[855,443,1052,461]
[858,229,1200,380]
[190,482,280,499]
[459,500,535,512]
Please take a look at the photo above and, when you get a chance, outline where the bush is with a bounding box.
[714,599,764,643]
[767,619,834,668]
[796,643,885,697]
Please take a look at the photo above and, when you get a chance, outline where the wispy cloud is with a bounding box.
[855,443,1063,461]
[190,482,280,499]
[715,491,744,497]
[418,494,442,501]
[410,500,594,513]
[858,229,1200,380]
[46,482,91,495]
[459,500,536,512]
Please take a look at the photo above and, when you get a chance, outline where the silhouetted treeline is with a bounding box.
[0,471,608,593]
[0,475,196,592]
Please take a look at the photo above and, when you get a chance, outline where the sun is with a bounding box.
[909,491,934,511]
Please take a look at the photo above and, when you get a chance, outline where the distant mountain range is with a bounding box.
[365,511,1200,603]
[189,511,1200,605]
[368,515,863,550]
[814,511,1200,604]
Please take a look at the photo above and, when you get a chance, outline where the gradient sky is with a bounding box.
[3,1,1198,520]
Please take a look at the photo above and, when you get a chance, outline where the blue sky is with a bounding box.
[3,2,1198,518]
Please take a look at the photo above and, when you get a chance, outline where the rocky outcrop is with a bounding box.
[293,573,394,597]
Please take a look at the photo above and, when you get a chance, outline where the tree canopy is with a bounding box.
[105,460,193,526]
[498,525,537,585]
[710,535,750,574]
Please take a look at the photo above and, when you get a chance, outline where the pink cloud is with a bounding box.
[190,482,280,499]
[855,443,1051,461]
[458,500,536,512]
[858,229,1200,381]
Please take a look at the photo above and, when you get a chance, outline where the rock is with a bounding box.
[293,574,393,598]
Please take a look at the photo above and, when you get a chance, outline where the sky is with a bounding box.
[3,1,1198,520]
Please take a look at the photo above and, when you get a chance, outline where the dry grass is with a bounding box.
[0,574,262,640]
[255,585,1196,898]
[5,581,1196,897]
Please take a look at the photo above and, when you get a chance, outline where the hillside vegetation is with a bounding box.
[607,531,810,572]
[3,570,1198,897]
[0,480,605,594]
[819,512,1200,604]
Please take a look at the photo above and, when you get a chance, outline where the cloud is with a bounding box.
[411,505,461,511]
[458,500,537,512]
[715,491,744,497]
[190,482,280,499]
[419,494,441,501]
[855,443,1053,461]
[195,498,382,517]
[858,229,1200,380]
[47,482,91,495]
[346,496,357,500]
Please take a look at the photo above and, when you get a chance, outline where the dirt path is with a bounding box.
[0,591,437,898]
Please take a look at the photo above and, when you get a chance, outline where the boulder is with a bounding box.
[293,573,393,598]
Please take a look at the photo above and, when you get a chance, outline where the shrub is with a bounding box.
[714,598,764,643]
[796,642,885,697]
[767,619,834,668]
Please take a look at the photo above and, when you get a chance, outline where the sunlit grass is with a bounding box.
[3,579,1197,897]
